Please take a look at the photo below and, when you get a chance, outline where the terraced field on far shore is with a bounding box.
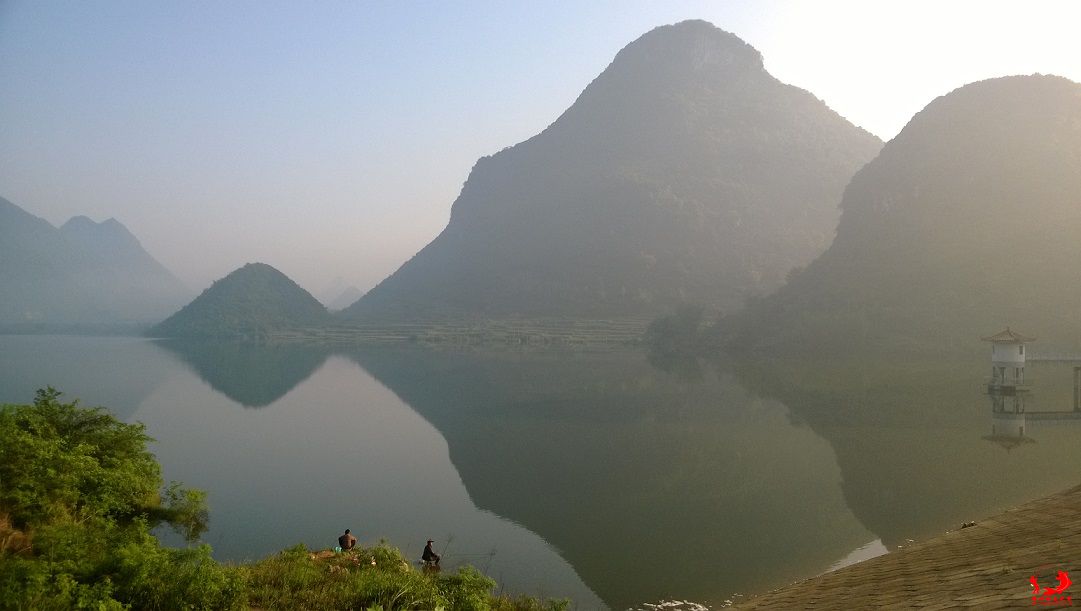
[269,317,651,347]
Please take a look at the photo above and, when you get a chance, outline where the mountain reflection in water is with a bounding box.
[346,347,870,607]
[154,339,330,408]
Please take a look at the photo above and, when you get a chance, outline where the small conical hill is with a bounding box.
[151,263,329,339]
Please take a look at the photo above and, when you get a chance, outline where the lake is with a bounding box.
[3,335,1081,609]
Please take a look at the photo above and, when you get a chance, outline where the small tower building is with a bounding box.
[981,327,1034,392]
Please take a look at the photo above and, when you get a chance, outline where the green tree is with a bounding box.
[0,389,241,610]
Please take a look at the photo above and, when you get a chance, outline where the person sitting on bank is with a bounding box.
[338,529,357,551]
[422,539,440,565]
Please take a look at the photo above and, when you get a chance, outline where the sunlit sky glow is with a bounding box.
[1,1,1079,299]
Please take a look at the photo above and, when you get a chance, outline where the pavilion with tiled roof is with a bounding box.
[980,327,1036,344]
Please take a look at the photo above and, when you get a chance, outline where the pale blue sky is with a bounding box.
[2,1,1079,298]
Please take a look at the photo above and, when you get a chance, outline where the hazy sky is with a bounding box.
[2,1,1079,300]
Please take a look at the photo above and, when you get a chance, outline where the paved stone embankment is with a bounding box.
[737,485,1081,609]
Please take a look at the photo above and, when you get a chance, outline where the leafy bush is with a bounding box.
[0,388,160,528]
[109,529,245,610]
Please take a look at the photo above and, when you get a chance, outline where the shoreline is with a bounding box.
[735,483,1081,608]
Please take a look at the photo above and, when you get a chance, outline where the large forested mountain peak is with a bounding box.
[340,20,882,322]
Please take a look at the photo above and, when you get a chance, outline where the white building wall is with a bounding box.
[992,342,1026,365]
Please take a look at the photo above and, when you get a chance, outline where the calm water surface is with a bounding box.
[3,335,1081,609]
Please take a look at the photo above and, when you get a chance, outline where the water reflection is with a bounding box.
[134,354,607,608]
[726,357,1081,553]
[136,341,875,607]
[984,361,1081,451]
[346,347,871,608]
[155,340,330,407]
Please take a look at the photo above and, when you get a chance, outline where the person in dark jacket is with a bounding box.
[338,529,357,551]
[422,539,440,565]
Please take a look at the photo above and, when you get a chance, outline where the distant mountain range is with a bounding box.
[150,262,329,339]
[325,285,363,312]
[0,196,190,330]
[720,75,1081,354]
[340,20,881,322]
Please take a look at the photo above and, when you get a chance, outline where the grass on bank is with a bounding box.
[243,544,566,611]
